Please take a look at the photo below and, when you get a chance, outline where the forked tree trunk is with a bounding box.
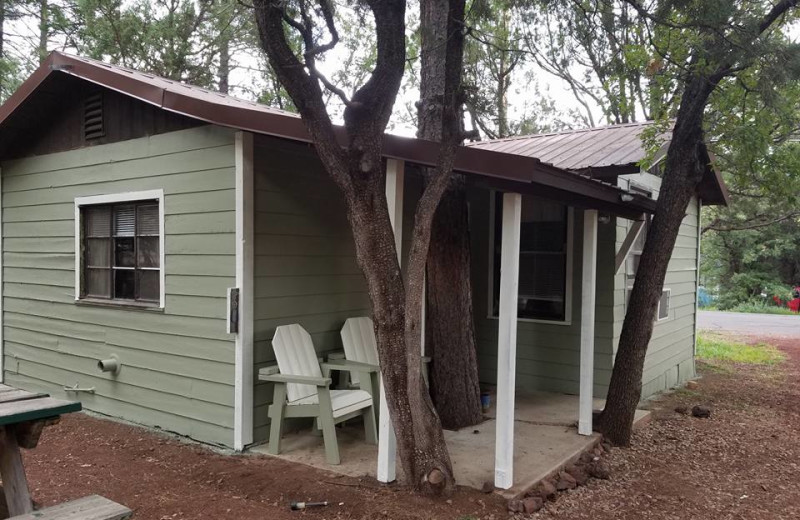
[418,0,481,431]
[343,181,453,493]
[254,0,465,493]
[597,75,715,445]
[425,177,482,430]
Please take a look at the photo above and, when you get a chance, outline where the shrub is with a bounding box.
[717,272,791,310]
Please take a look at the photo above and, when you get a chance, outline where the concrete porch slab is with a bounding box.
[249,392,650,499]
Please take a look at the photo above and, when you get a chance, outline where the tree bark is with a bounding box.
[598,74,720,444]
[0,0,5,100]
[425,176,482,430]
[218,32,230,94]
[254,0,459,493]
[38,0,47,64]
[598,0,799,446]
[417,0,482,431]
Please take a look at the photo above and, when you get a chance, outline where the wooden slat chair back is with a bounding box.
[271,324,324,403]
[340,317,379,386]
[260,323,379,465]
[339,316,430,390]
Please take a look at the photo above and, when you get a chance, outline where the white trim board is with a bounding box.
[233,131,255,451]
[578,210,598,436]
[495,192,522,490]
[377,158,404,484]
[73,189,166,308]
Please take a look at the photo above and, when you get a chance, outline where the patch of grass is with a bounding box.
[726,302,799,315]
[672,387,701,398]
[697,332,786,365]
[696,360,732,374]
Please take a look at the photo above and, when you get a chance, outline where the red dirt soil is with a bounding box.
[23,415,506,519]
[19,331,800,519]
[531,333,800,519]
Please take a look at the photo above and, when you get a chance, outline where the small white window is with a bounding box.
[74,190,165,308]
[657,289,671,321]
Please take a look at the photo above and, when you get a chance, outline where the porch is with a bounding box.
[250,391,650,498]
[245,139,656,492]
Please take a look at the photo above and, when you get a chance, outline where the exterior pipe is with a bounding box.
[97,355,121,375]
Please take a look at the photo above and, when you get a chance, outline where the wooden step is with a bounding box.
[8,495,132,519]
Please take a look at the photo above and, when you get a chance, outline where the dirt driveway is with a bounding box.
[20,331,800,519]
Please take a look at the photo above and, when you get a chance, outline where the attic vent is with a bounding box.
[84,92,105,141]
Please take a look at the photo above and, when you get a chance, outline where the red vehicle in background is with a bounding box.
[789,285,800,313]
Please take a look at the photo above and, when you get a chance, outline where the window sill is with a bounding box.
[486,315,572,327]
[75,298,164,313]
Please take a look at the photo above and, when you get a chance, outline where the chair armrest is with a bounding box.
[322,360,380,374]
[259,372,332,387]
[422,356,432,364]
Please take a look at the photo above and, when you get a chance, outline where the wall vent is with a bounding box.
[84,92,105,141]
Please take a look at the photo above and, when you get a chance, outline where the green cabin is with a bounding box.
[0,53,728,454]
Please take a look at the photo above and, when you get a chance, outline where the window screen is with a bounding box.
[492,193,570,321]
[81,201,160,304]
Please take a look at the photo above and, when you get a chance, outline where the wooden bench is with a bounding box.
[8,495,132,519]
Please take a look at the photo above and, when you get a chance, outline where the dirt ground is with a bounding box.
[21,331,800,519]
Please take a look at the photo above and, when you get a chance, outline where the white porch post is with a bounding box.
[233,131,255,451]
[377,158,404,483]
[579,209,598,436]
[495,192,521,490]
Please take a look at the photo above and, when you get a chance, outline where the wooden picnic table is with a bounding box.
[0,384,81,517]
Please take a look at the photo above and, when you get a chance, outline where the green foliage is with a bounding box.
[715,272,791,310]
[726,301,799,315]
[697,332,786,365]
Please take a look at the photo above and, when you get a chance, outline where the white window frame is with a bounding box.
[74,189,166,308]
[487,191,574,326]
[657,288,671,321]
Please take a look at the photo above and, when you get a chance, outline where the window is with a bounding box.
[657,289,671,321]
[75,191,164,307]
[491,193,572,322]
[625,220,647,287]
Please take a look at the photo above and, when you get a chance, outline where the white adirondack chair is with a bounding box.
[339,317,430,395]
[339,317,380,387]
[259,323,378,465]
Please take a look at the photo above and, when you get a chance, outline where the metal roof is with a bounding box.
[467,122,666,171]
[468,123,729,206]
[0,51,660,218]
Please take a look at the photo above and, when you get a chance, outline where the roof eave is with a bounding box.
[0,51,656,218]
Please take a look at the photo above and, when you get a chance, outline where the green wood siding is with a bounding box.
[1,125,237,447]
[251,137,370,443]
[615,173,699,398]
[469,187,614,397]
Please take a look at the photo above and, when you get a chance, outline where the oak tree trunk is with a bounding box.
[425,176,482,430]
[218,33,230,94]
[418,0,482,431]
[255,0,460,493]
[597,74,715,445]
[597,0,798,447]
[0,0,5,100]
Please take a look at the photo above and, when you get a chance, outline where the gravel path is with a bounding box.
[698,310,800,338]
